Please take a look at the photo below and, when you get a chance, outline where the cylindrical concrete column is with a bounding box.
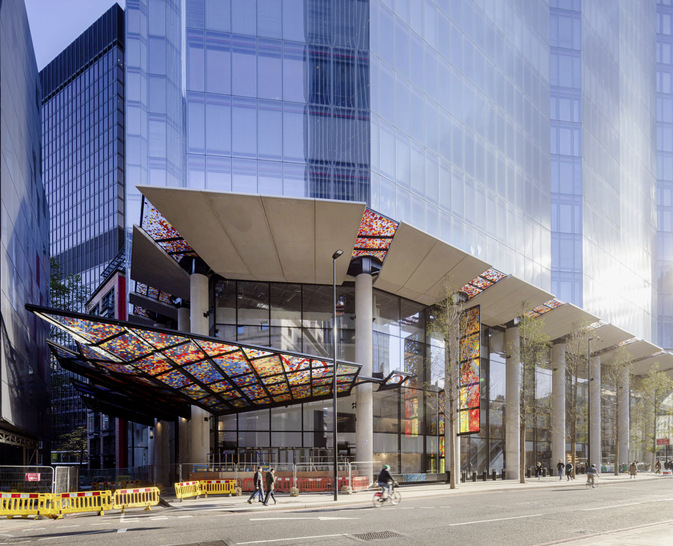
[355,272,374,482]
[589,355,601,470]
[189,270,210,463]
[618,366,630,467]
[153,420,163,485]
[551,342,566,468]
[505,325,520,480]
[177,306,190,332]
[148,425,155,467]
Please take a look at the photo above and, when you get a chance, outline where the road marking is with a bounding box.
[449,513,543,526]
[250,517,359,521]
[584,502,641,511]
[22,528,44,532]
[37,538,60,541]
[91,523,111,526]
[117,529,127,533]
[54,525,80,529]
[238,534,345,544]
[177,515,193,518]
[149,516,168,520]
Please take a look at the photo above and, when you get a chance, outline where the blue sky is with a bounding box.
[26,0,125,70]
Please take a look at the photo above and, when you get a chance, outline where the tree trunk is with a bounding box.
[446,343,457,489]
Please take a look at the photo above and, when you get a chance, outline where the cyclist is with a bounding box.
[586,464,597,488]
[377,464,398,500]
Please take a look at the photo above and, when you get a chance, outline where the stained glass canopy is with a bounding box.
[29,305,410,419]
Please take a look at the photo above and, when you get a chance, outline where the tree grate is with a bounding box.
[352,531,405,541]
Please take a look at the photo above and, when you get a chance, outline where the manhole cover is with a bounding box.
[352,531,404,541]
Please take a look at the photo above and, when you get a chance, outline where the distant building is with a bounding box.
[0,0,50,464]
[40,3,125,468]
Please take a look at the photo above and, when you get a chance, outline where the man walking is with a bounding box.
[557,460,564,480]
[247,466,264,504]
[263,468,277,505]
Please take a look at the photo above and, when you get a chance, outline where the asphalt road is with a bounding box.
[2,479,673,545]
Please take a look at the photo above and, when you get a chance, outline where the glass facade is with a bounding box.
[658,0,673,349]
[0,0,50,463]
[40,4,126,458]
[41,4,126,296]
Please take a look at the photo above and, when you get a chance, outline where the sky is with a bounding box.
[25,0,125,71]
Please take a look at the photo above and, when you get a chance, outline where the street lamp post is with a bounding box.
[332,249,344,502]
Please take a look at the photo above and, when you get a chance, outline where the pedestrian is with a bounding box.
[247,466,264,503]
[557,459,564,480]
[655,460,661,474]
[535,461,542,480]
[263,468,277,505]
[565,461,573,481]
[629,460,637,479]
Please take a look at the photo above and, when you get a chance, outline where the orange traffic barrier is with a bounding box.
[199,479,236,497]
[0,492,53,519]
[238,477,254,492]
[298,478,332,492]
[273,477,292,493]
[51,491,112,518]
[112,487,160,513]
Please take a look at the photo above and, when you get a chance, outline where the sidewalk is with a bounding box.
[163,472,665,513]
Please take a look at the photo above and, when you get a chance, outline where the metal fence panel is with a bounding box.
[0,466,54,494]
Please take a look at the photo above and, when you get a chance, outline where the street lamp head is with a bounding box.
[332,249,344,260]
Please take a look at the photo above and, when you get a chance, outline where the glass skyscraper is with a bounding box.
[41,4,126,457]
[41,4,125,297]
[123,1,661,471]
[0,0,50,464]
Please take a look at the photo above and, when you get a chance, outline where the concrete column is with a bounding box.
[355,272,374,482]
[551,342,566,467]
[177,306,190,332]
[189,270,210,463]
[505,325,520,480]
[617,366,630,467]
[589,355,601,469]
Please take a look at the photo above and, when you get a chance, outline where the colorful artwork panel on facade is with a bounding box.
[458,305,480,434]
[350,208,399,262]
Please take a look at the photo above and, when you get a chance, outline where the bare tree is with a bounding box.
[428,281,465,489]
[632,364,673,468]
[564,322,592,478]
[516,310,550,483]
[602,347,632,475]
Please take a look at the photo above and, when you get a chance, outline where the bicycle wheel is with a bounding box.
[390,490,401,505]
[372,493,383,508]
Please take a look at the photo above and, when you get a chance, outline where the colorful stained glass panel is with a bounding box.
[163,341,205,365]
[185,362,223,384]
[251,356,283,377]
[46,314,123,343]
[133,353,172,375]
[99,333,153,361]
[281,356,310,372]
[459,384,479,410]
[213,352,250,376]
[242,348,273,359]
[231,374,257,387]
[156,369,191,388]
[181,384,208,400]
[197,340,238,357]
[131,329,187,350]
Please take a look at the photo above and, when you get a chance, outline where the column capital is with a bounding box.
[347,256,381,277]
[179,256,210,276]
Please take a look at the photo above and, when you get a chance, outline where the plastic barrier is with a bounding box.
[0,492,53,519]
[112,487,160,513]
[174,481,201,501]
[51,491,112,518]
[274,477,292,493]
[199,479,236,497]
[298,478,332,492]
[238,478,254,492]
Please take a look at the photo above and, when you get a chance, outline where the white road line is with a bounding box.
[237,534,345,544]
[22,528,45,532]
[91,523,111,526]
[250,517,359,521]
[449,513,543,526]
[37,538,60,541]
[53,525,80,529]
[117,529,127,533]
[149,516,168,520]
[583,502,642,511]
[177,515,193,518]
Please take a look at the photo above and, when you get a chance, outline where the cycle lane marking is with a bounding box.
[449,513,542,526]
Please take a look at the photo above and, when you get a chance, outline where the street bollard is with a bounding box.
[542,468,547,478]
[445,471,450,484]
[460,471,466,483]
[492,470,497,481]
[501,470,506,480]
[482,470,488,481]
[472,472,477,482]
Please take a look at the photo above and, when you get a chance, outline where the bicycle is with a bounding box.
[585,475,598,489]
[372,483,401,507]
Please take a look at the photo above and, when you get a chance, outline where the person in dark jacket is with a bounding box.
[535,462,542,480]
[377,464,397,499]
[263,468,277,505]
[247,466,264,503]
[557,460,565,480]
[565,462,573,480]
